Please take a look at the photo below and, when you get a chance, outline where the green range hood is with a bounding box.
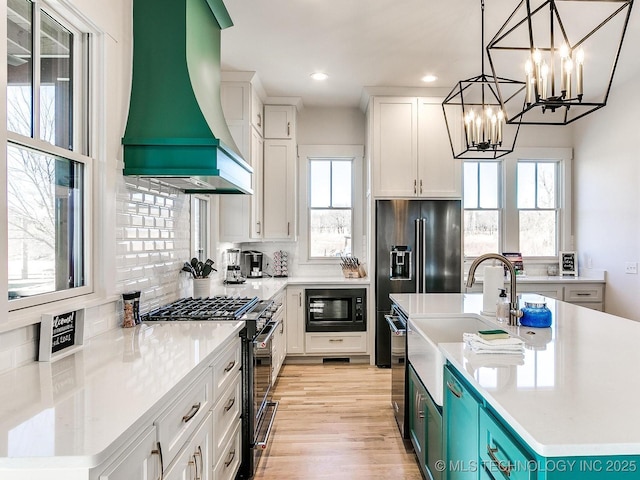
[122,0,252,194]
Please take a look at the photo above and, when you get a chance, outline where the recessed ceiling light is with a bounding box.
[310,72,329,81]
[421,74,438,83]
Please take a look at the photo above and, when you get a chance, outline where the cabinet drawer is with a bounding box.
[214,421,242,480]
[163,412,212,480]
[97,425,159,480]
[565,285,603,302]
[212,371,241,459]
[304,332,367,353]
[155,369,212,468]
[571,301,604,311]
[479,409,535,480]
[212,338,242,403]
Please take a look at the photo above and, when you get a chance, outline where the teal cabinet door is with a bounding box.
[479,408,535,480]
[444,365,480,479]
[409,364,428,474]
[409,364,443,480]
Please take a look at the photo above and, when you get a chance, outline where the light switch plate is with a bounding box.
[625,262,638,274]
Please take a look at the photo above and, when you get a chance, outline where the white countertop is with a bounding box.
[210,277,288,300]
[393,292,640,457]
[469,271,605,284]
[0,321,243,468]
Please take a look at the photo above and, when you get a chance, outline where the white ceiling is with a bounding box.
[220,0,640,109]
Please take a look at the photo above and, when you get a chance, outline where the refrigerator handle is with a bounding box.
[421,218,427,293]
[415,218,422,294]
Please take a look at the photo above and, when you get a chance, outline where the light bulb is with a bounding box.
[576,48,585,65]
[560,43,569,59]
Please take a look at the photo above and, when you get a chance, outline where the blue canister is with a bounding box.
[520,301,552,327]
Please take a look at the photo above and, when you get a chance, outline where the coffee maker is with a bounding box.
[225,248,245,284]
[242,250,264,278]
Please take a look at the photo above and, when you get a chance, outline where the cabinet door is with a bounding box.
[163,413,213,480]
[444,365,480,480]
[263,139,296,240]
[372,97,418,197]
[479,408,535,480]
[251,89,264,136]
[408,365,428,474]
[264,105,295,139]
[250,129,264,239]
[417,98,462,198]
[286,287,305,354]
[98,426,160,480]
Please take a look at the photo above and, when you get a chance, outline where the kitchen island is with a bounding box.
[393,292,640,479]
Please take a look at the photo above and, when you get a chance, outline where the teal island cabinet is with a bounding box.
[392,292,640,480]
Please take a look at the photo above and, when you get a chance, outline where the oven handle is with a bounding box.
[254,319,281,348]
[385,315,406,336]
[255,401,279,449]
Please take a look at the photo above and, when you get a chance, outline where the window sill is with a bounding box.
[3,293,121,335]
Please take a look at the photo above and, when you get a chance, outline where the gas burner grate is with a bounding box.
[144,296,259,321]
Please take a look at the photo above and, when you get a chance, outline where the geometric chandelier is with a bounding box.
[442,0,524,159]
[487,0,634,125]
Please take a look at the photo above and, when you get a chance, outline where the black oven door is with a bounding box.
[305,289,366,332]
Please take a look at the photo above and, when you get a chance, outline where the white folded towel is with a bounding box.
[463,332,525,355]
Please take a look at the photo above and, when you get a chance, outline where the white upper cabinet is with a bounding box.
[370,96,461,198]
[264,105,296,139]
[262,139,296,241]
[220,73,265,242]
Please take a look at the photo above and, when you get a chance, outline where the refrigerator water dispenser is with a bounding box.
[390,246,412,280]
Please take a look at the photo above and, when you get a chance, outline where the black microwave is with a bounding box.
[305,288,367,332]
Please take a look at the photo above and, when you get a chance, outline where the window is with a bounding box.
[463,161,500,257]
[517,161,558,257]
[309,159,352,258]
[191,196,210,261]
[463,149,572,260]
[6,0,92,306]
[298,145,364,263]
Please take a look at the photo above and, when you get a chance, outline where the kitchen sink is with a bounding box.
[407,314,510,407]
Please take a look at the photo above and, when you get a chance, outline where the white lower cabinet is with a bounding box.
[286,287,305,354]
[93,337,242,480]
[213,422,241,480]
[164,413,213,480]
[97,426,160,480]
[155,369,213,467]
[305,332,367,354]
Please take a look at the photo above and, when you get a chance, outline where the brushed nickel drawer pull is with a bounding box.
[224,396,236,412]
[224,360,236,372]
[446,381,462,399]
[414,179,417,194]
[487,445,511,477]
[224,448,236,468]
[420,179,423,194]
[575,292,591,296]
[329,338,344,342]
[182,402,201,423]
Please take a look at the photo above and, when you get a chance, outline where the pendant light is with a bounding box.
[442,0,523,160]
[487,0,634,125]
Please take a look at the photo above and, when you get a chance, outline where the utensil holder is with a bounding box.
[193,278,211,298]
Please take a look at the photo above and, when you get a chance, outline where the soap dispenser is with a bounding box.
[496,288,510,323]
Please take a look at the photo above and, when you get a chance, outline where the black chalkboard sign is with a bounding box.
[39,309,85,362]
[560,251,577,276]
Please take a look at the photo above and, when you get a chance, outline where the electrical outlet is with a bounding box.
[625,262,638,274]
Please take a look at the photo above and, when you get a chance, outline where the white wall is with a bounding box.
[573,76,640,320]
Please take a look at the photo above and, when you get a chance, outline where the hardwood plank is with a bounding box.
[254,363,422,479]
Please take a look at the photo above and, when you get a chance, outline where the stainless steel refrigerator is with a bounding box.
[375,199,462,367]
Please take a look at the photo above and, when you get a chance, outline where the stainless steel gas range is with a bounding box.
[144,295,282,479]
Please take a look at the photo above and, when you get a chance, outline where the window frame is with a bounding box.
[298,145,364,264]
[464,147,573,263]
[5,0,96,312]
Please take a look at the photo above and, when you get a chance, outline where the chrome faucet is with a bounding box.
[466,253,522,326]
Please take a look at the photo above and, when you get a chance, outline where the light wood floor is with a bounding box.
[253,363,423,480]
